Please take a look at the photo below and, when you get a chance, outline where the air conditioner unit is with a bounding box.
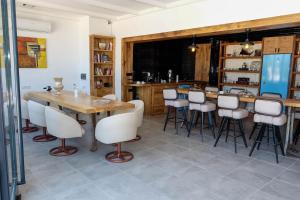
[17,18,51,33]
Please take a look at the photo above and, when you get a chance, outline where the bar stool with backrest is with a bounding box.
[188,90,216,141]
[45,106,85,156]
[19,99,39,133]
[214,94,248,153]
[95,112,138,163]
[205,86,219,93]
[249,92,282,141]
[249,97,286,163]
[28,100,56,142]
[163,88,189,134]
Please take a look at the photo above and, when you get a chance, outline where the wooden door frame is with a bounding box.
[121,13,300,100]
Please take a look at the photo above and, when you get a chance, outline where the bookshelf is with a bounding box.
[218,41,263,95]
[289,37,300,98]
[90,35,115,97]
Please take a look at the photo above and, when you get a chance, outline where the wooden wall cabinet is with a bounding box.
[263,36,295,54]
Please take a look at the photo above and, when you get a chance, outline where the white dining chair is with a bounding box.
[45,106,85,156]
[28,100,56,142]
[95,112,138,163]
[19,99,39,133]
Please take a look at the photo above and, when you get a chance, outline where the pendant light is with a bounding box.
[240,28,254,49]
[188,35,198,52]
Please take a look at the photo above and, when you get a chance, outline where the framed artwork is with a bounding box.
[17,37,47,68]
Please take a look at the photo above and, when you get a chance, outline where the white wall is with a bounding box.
[18,16,111,95]
[18,17,80,94]
[112,0,300,98]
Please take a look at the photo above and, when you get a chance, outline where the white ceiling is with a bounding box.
[16,0,203,21]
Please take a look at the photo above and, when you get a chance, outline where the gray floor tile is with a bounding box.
[276,169,300,187]
[262,179,300,200]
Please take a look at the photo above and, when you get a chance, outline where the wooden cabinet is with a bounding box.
[195,43,211,82]
[263,36,295,54]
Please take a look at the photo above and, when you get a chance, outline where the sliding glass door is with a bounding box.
[0,0,25,199]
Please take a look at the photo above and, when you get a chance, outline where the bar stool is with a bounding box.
[249,92,282,140]
[163,88,189,134]
[205,86,219,93]
[214,94,248,153]
[293,111,300,145]
[187,90,216,141]
[28,100,56,142]
[249,97,286,163]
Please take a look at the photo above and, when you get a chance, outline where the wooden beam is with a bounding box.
[122,13,300,43]
[134,0,167,8]
[17,0,117,20]
[76,0,139,15]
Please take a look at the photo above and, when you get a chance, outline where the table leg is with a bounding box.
[284,107,292,154]
[90,113,98,152]
[290,109,295,144]
[107,111,111,116]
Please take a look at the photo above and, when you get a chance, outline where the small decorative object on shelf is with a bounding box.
[53,77,64,95]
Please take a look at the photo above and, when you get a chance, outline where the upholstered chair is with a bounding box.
[249,92,282,140]
[249,97,286,163]
[113,100,144,141]
[188,90,216,141]
[214,94,248,153]
[45,106,85,156]
[20,100,39,133]
[163,88,189,134]
[293,112,300,145]
[95,112,138,163]
[28,100,56,142]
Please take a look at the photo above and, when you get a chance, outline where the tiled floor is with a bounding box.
[20,114,300,200]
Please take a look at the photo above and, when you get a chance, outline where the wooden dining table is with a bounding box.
[25,91,135,152]
[177,88,300,156]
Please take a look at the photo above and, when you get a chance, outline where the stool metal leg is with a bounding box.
[272,125,279,163]
[238,119,248,148]
[249,124,266,157]
[208,112,215,138]
[163,106,171,131]
[225,119,230,143]
[200,112,204,142]
[175,108,178,134]
[233,119,237,153]
[275,126,285,156]
[214,117,227,147]
[249,123,257,140]
[188,110,196,137]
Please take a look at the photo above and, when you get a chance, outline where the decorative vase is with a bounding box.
[53,77,64,95]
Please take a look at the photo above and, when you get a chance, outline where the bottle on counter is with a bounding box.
[176,75,179,83]
[73,84,78,97]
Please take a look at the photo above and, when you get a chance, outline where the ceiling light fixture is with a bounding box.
[188,35,198,53]
[240,28,254,49]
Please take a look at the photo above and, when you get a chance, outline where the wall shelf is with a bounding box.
[221,56,262,60]
[222,70,260,74]
[221,83,260,88]
[90,35,115,97]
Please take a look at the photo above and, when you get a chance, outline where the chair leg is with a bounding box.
[163,107,171,131]
[208,112,215,138]
[105,143,134,163]
[225,119,231,143]
[238,119,248,148]
[275,126,285,156]
[49,139,78,156]
[182,107,189,132]
[33,127,57,142]
[272,126,279,163]
[249,124,266,157]
[214,118,227,147]
[188,110,196,137]
[233,120,237,153]
[22,119,39,133]
[175,108,179,134]
[249,123,257,140]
